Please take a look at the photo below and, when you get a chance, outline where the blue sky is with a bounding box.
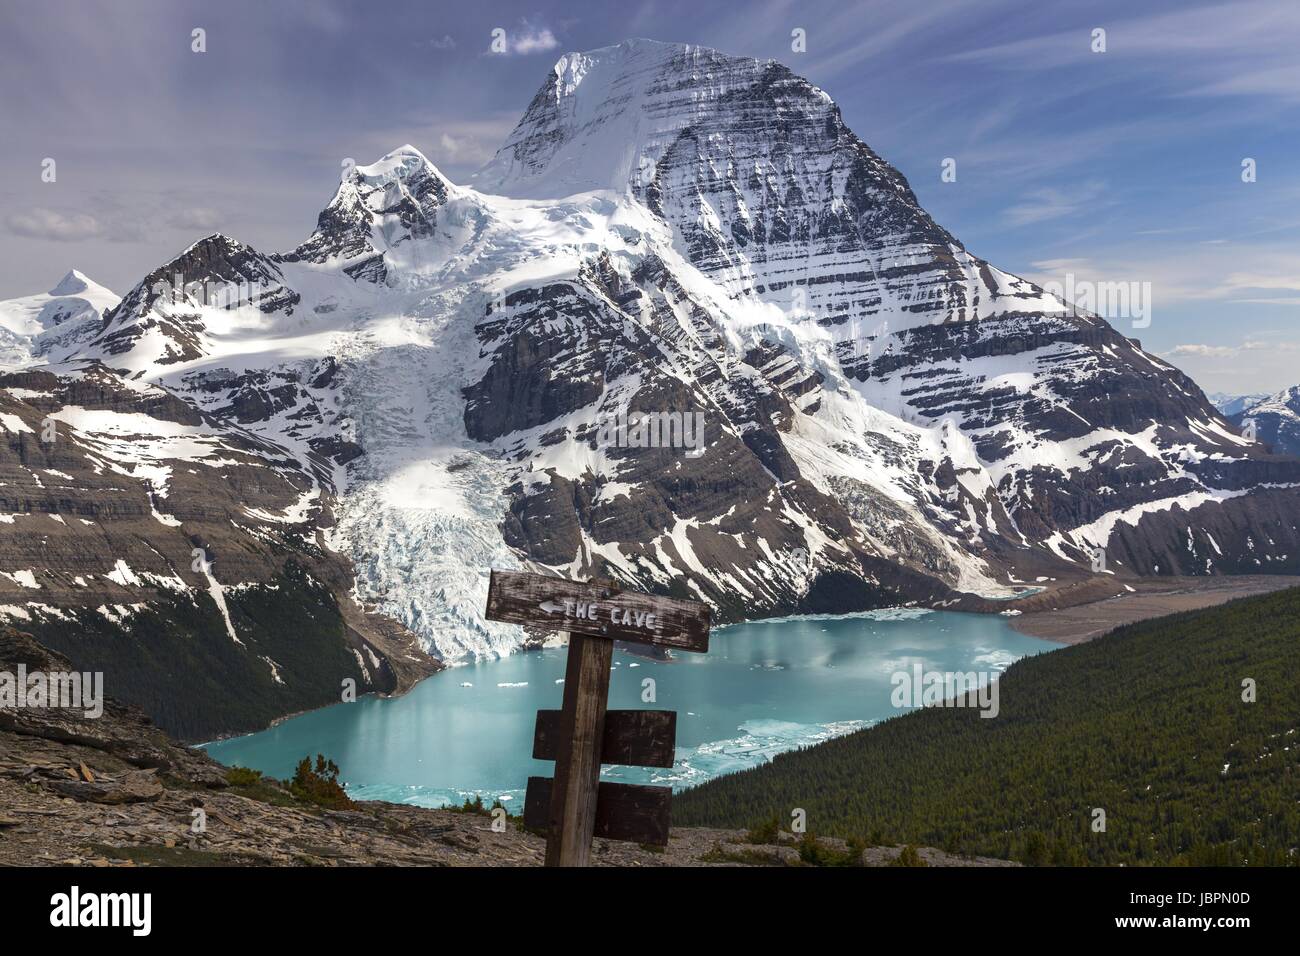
[2,0,1297,393]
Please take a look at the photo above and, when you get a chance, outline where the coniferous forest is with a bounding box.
[673,587,1300,866]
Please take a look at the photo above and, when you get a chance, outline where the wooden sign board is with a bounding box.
[486,569,710,653]
[524,777,672,846]
[533,709,677,768]
[484,569,710,865]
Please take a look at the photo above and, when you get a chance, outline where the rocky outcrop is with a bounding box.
[96,235,298,368]
[281,145,457,282]
[0,358,438,741]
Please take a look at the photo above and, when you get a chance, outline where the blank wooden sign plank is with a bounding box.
[485,569,710,653]
[534,709,677,768]
[525,776,673,847]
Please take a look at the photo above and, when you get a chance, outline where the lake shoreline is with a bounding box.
[199,576,1296,747]
[1008,575,1300,644]
[203,610,1055,802]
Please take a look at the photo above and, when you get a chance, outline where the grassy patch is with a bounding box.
[86,843,248,867]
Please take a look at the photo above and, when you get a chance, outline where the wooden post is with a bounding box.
[485,569,711,865]
[545,631,613,867]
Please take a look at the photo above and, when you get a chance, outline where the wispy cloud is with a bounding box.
[1021,247,1300,308]
[950,0,1300,106]
[1004,181,1108,226]
[490,21,560,56]
[168,208,222,231]
[437,131,494,167]
[801,0,991,78]
[1164,340,1300,358]
[1196,255,1300,301]
[6,208,103,242]
[360,113,520,180]
[1164,343,1238,358]
[1158,335,1300,394]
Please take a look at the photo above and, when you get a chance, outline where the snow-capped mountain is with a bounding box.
[3,39,1300,730]
[0,270,118,368]
[1210,392,1269,418]
[0,262,437,739]
[1227,386,1300,458]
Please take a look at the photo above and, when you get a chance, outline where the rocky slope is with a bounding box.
[2,39,1299,732]
[0,270,437,739]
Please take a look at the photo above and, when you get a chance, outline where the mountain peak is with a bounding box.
[544,38,745,79]
[188,232,248,254]
[568,37,692,56]
[49,268,99,297]
[283,145,455,281]
[545,38,761,77]
[474,40,807,198]
[351,144,449,187]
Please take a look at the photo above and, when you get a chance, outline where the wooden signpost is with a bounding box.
[484,569,711,867]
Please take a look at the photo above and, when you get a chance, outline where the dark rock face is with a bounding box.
[460,240,945,619]
[852,314,1300,549]
[96,235,299,366]
[0,360,437,739]
[281,146,455,282]
[465,38,1300,605]
[464,282,632,442]
[465,270,874,615]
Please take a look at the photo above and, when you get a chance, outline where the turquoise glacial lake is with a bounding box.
[202,609,1060,808]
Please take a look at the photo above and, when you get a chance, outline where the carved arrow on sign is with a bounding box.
[486,569,710,652]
